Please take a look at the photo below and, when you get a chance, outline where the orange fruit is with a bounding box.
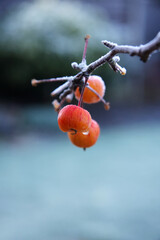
[68,119,100,148]
[75,75,106,104]
[58,105,92,133]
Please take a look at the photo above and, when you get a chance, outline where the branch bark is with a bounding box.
[102,32,160,62]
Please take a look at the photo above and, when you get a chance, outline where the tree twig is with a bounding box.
[102,31,160,62]
[31,32,160,110]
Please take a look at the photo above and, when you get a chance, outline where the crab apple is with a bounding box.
[68,119,100,148]
[75,75,106,104]
[57,104,92,133]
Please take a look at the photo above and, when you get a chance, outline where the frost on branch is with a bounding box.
[31,32,160,112]
[102,31,160,62]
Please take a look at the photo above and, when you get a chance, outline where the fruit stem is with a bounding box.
[86,85,110,110]
[82,34,90,62]
[78,76,88,107]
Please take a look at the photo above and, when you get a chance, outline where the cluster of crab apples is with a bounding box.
[31,35,114,150]
[57,75,106,150]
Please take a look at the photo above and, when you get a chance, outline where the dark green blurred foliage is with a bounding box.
[0,0,120,103]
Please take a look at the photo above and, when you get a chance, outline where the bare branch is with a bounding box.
[32,32,160,111]
[87,32,160,75]
[102,31,160,62]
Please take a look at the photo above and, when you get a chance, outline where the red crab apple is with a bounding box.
[75,75,106,104]
[68,119,100,148]
[58,104,92,133]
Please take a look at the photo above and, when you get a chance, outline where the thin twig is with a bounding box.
[31,76,72,87]
[86,85,110,110]
[50,81,70,96]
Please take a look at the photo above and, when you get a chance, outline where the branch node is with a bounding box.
[85,34,91,41]
[113,56,120,63]
[71,62,80,70]
[116,63,127,75]
[104,102,110,111]
[31,79,38,87]
[102,40,117,49]
[66,92,74,103]
[52,99,61,112]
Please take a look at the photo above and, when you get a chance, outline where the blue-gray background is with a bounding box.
[0,0,160,240]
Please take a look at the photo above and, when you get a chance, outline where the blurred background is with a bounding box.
[0,0,160,239]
